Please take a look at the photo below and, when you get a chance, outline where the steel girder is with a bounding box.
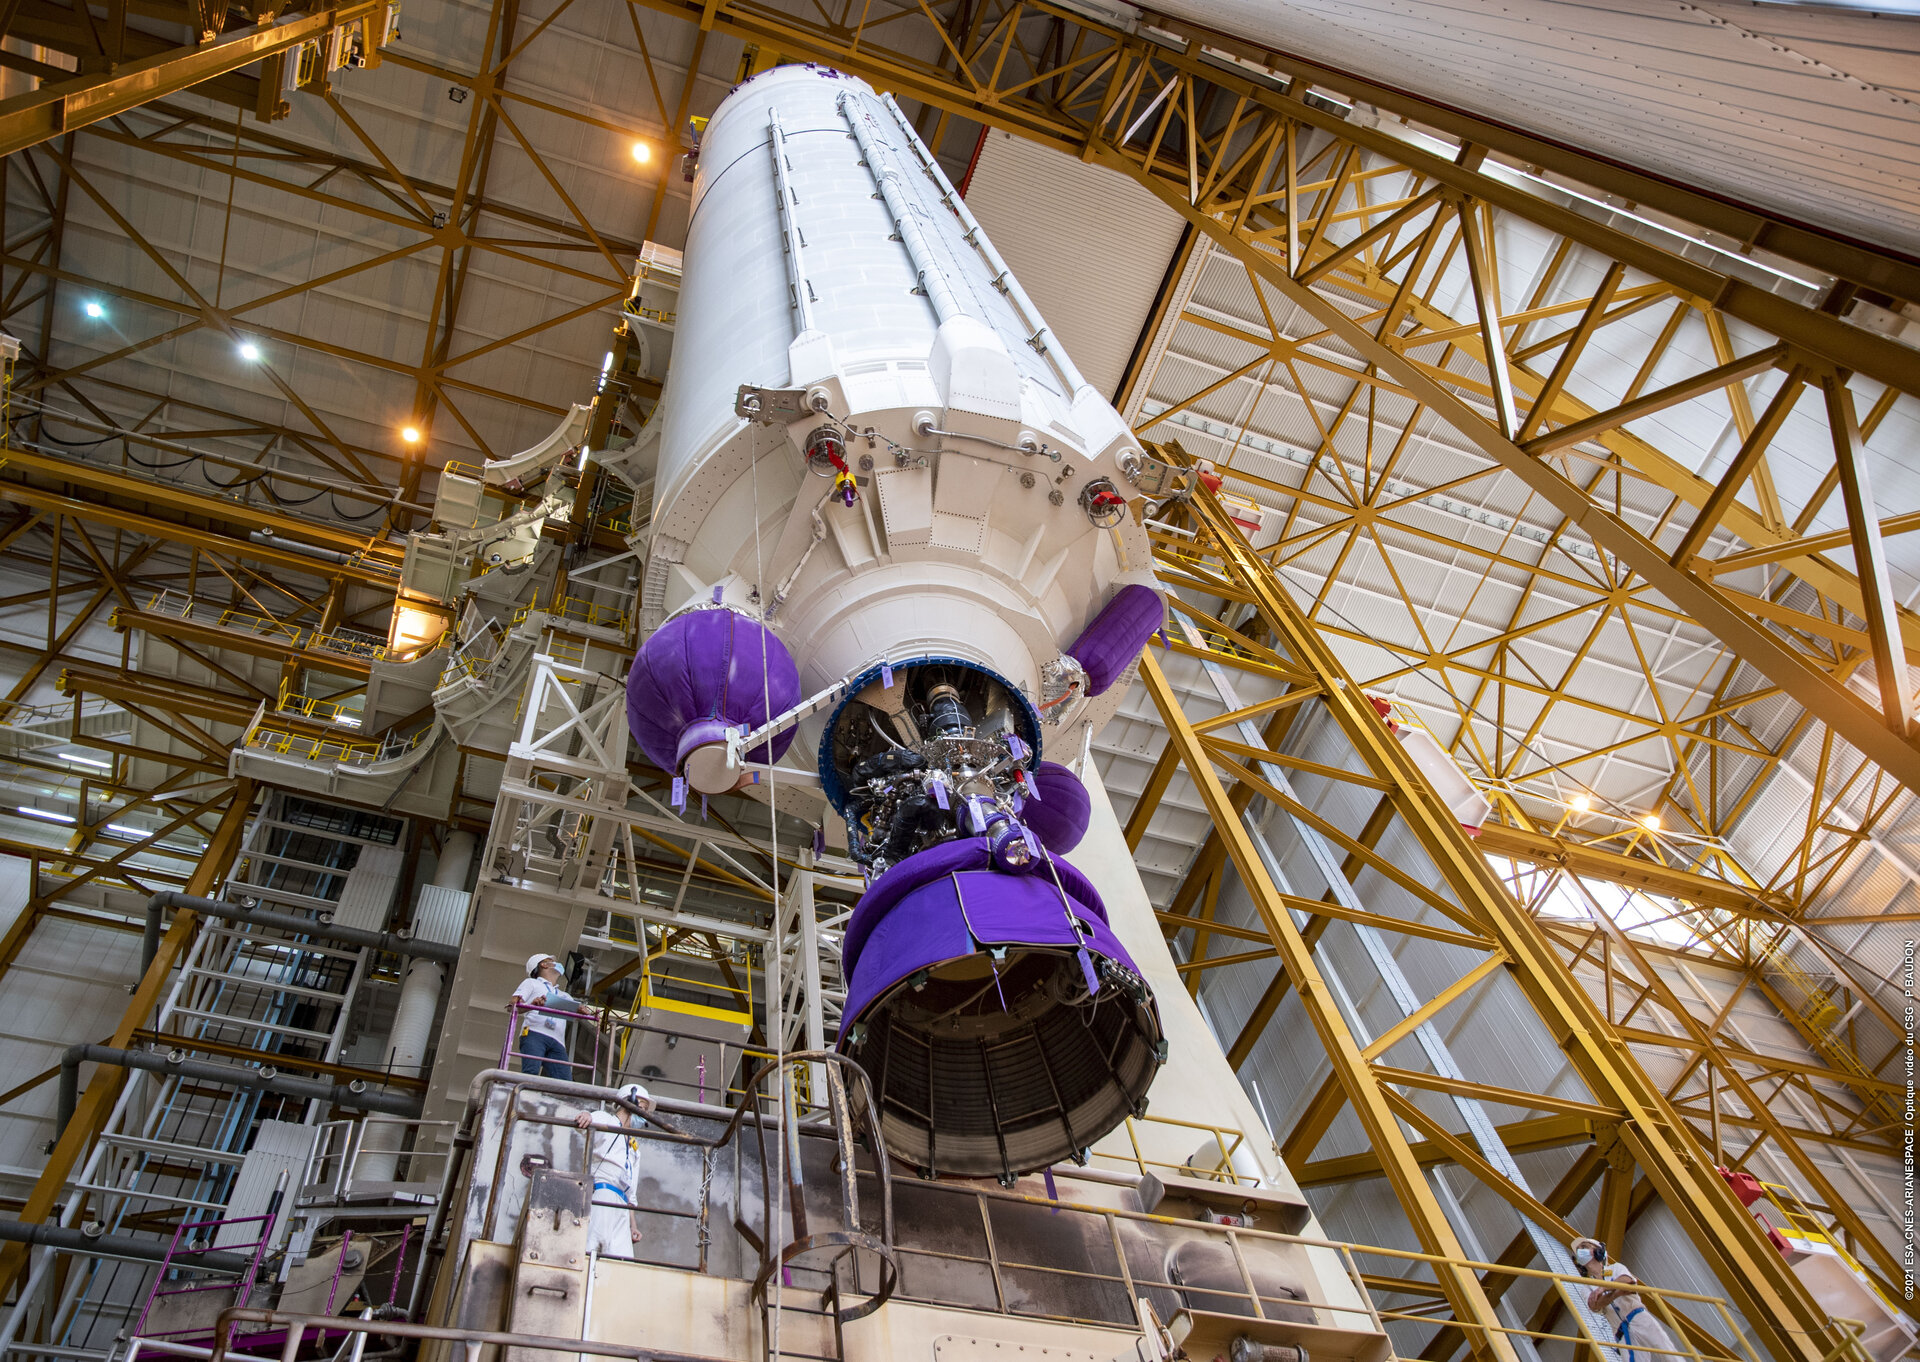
[1145,481,1848,1362]
[0,778,256,1299]
[0,2,384,159]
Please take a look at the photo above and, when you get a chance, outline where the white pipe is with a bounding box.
[879,92,1089,397]
[766,488,835,620]
[358,831,476,1183]
[841,93,963,326]
[768,110,819,336]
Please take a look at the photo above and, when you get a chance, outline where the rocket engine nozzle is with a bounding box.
[838,838,1163,1181]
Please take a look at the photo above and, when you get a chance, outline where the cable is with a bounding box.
[121,445,199,470]
[328,494,388,522]
[867,711,904,750]
[749,423,788,1362]
[260,482,325,506]
[8,394,408,514]
[203,466,269,491]
[39,429,122,450]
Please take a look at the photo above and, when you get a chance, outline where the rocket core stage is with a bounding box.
[621,62,1180,1182]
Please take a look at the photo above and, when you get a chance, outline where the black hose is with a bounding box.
[880,793,930,864]
[925,683,970,738]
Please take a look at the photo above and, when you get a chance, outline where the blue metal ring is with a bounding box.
[817,656,1043,815]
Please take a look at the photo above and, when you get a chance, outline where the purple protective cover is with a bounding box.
[1069,583,1165,695]
[838,839,1136,1030]
[1022,761,1092,853]
[626,608,802,773]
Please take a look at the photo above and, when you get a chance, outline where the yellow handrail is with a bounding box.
[1751,1177,1902,1318]
[243,720,428,769]
[621,300,678,325]
[1756,935,1898,1130]
[514,594,629,635]
[273,679,361,727]
[142,590,443,667]
[1089,1111,1257,1185]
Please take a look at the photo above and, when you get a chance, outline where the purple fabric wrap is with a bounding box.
[838,840,1136,1030]
[1069,583,1165,695]
[1022,762,1092,853]
[626,608,802,773]
[841,838,1108,978]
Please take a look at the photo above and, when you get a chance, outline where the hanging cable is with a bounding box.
[327,494,388,522]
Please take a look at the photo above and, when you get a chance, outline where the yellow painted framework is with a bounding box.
[0,4,1907,1358]
[1139,478,1858,1362]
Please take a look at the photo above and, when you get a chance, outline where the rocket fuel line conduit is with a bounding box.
[841,93,963,327]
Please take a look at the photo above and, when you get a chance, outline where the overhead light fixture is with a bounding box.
[631,141,652,164]
[402,425,422,444]
[1568,794,1590,812]
[105,823,149,839]
[83,301,105,319]
[237,340,263,362]
[15,806,74,823]
[1640,813,1662,831]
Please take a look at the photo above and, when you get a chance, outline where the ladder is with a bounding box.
[39,796,403,1358]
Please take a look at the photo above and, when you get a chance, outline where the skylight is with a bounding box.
[1488,854,1720,953]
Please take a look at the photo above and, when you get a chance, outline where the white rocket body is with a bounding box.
[635,65,1157,762]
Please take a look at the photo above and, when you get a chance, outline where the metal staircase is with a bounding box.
[8,796,406,1360]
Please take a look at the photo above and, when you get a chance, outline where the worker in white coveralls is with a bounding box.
[573,1082,650,1257]
[1572,1236,1679,1362]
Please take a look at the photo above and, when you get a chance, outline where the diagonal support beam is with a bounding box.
[1825,374,1913,738]
[1143,650,1521,1362]
[1522,344,1788,457]
[0,780,254,1300]
[0,2,382,159]
[1103,146,1920,802]
[1670,366,1810,566]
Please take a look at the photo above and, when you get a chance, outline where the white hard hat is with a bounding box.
[526,953,558,976]
[617,1082,650,1106]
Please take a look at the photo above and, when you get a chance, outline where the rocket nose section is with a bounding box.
[837,840,1164,1181]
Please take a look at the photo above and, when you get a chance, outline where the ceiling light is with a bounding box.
[105,823,149,839]
[56,751,110,769]
[1640,813,1662,831]
[1568,794,1590,812]
[631,141,651,164]
[237,340,262,362]
[402,425,422,444]
[83,301,105,319]
[15,806,74,823]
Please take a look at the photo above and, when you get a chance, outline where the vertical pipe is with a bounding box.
[840,93,963,326]
[878,91,1091,400]
[359,830,475,1184]
[767,110,818,337]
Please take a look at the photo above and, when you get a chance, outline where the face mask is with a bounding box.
[1574,1248,1594,1267]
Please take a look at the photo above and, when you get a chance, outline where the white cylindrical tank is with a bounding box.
[625,64,1182,1181]
[636,64,1162,764]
